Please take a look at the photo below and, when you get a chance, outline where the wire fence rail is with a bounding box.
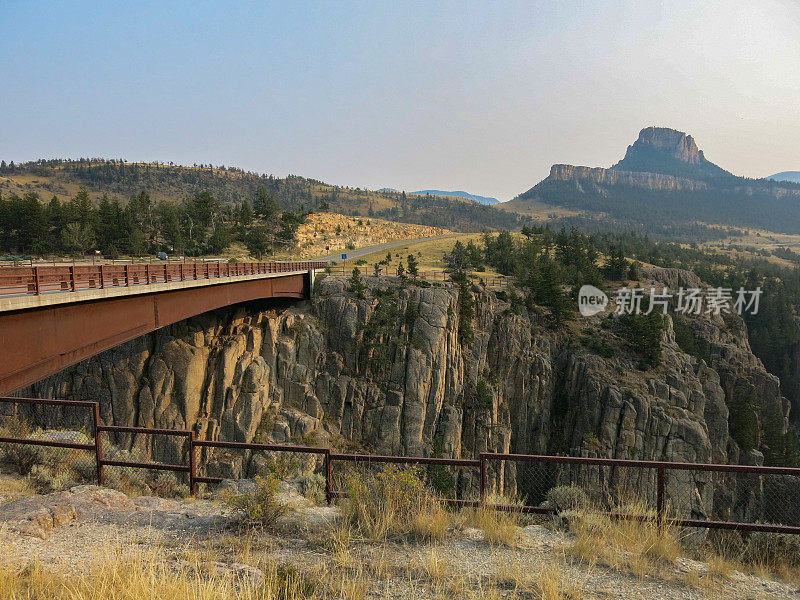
[2,396,799,535]
[0,261,328,297]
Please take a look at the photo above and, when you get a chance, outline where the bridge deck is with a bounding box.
[0,261,325,395]
[0,261,324,313]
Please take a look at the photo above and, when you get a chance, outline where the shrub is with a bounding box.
[547,485,588,513]
[29,463,77,493]
[342,465,445,541]
[616,311,666,369]
[0,418,95,491]
[0,419,41,475]
[224,474,288,529]
[743,532,800,568]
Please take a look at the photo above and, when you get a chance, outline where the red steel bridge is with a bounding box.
[0,261,325,396]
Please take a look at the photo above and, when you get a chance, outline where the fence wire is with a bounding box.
[0,400,96,491]
[99,429,192,497]
[486,458,659,513]
[196,445,328,505]
[330,457,480,506]
[4,395,800,535]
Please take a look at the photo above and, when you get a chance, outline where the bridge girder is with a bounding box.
[0,272,310,396]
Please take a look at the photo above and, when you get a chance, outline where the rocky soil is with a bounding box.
[0,482,797,599]
[292,212,451,258]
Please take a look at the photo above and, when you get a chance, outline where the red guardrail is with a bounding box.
[0,261,327,297]
[2,396,800,534]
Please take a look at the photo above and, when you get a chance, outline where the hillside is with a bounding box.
[504,127,800,237]
[411,190,500,205]
[0,160,526,233]
[290,212,452,258]
[768,171,800,184]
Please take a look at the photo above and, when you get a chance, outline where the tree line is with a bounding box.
[0,186,305,259]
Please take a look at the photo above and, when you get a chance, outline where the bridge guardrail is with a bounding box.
[2,396,799,534]
[0,261,327,297]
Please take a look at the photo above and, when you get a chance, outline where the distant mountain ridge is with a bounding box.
[411,190,499,205]
[767,172,800,184]
[504,126,800,235]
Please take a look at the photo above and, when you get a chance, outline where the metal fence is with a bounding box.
[0,261,327,297]
[2,396,800,534]
[479,453,800,535]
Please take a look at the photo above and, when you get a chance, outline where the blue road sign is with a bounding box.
[341,253,347,260]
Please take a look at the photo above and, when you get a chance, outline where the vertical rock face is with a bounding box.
[611,126,732,178]
[630,127,703,164]
[24,271,792,521]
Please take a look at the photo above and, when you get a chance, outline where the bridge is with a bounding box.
[0,261,325,396]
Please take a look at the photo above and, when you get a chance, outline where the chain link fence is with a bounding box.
[481,453,800,534]
[329,454,481,507]
[0,397,97,492]
[3,396,800,534]
[193,440,329,504]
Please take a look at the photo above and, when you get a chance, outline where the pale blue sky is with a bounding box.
[1,1,798,200]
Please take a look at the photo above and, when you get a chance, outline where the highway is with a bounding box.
[312,234,461,262]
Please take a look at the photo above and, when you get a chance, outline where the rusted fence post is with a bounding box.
[479,452,487,504]
[656,465,665,522]
[325,449,333,506]
[69,265,76,291]
[92,402,105,486]
[33,266,40,295]
[189,431,197,496]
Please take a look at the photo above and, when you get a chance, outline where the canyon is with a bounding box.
[21,268,795,524]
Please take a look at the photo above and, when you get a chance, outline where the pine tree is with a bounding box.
[62,222,96,257]
[396,260,406,282]
[238,201,254,228]
[407,253,419,279]
[244,225,271,259]
[253,187,279,220]
[348,267,367,299]
[208,223,232,254]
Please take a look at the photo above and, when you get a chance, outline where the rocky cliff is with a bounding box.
[508,126,800,235]
[627,127,705,164]
[22,271,793,522]
[548,164,708,192]
[611,126,732,179]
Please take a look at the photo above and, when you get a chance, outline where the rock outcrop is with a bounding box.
[20,271,793,523]
[548,164,707,192]
[612,126,732,179]
[633,127,704,164]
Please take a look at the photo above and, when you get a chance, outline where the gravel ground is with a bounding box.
[1,486,798,599]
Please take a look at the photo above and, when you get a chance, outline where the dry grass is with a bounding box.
[412,547,451,585]
[341,465,450,542]
[565,503,681,577]
[410,503,451,541]
[0,473,35,504]
[465,496,522,547]
[0,550,314,600]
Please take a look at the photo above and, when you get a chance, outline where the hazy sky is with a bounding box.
[2,1,798,200]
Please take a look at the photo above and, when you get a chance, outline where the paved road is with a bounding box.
[312,234,462,263]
